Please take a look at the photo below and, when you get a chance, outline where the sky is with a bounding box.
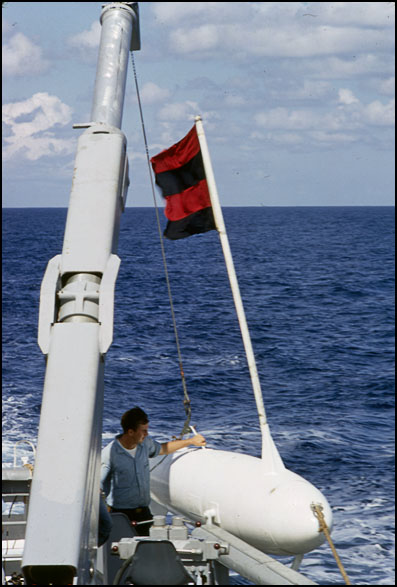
[2,2,395,207]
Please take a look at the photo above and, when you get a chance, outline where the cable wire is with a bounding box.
[130,52,192,437]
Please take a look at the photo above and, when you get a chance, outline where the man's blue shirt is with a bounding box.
[101,435,161,508]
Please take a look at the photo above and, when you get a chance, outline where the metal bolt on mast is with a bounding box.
[22,4,140,585]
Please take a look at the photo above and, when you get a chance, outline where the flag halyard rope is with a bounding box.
[130,52,192,437]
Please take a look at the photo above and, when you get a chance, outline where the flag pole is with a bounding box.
[194,116,284,471]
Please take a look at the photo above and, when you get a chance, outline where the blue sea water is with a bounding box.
[2,206,395,585]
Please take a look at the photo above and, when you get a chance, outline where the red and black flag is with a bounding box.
[150,126,216,240]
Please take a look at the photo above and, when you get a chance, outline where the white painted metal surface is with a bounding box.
[151,448,332,556]
[192,525,318,585]
[22,3,138,584]
[23,324,104,583]
[38,253,121,356]
[38,254,62,354]
[61,125,127,275]
[91,2,139,128]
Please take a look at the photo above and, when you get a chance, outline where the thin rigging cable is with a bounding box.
[130,52,192,437]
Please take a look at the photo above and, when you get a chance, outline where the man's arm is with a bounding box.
[100,445,112,494]
[159,433,206,456]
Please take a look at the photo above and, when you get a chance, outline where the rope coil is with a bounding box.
[130,52,192,438]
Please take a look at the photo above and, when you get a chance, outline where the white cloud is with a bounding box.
[363,98,395,126]
[224,94,247,107]
[379,76,395,96]
[252,26,385,58]
[254,91,395,148]
[255,107,323,131]
[170,24,219,53]
[308,54,393,79]
[151,100,218,151]
[294,80,331,100]
[2,31,49,77]
[308,130,357,145]
[157,101,202,122]
[152,2,395,59]
[172,23,390,58]
[264,131,304,146]
[68,21,101,51]
[2,93,75,161]
[152,2,247,25]
[140,82,171,105]
[314,2,395,27]
[338,89,359,105]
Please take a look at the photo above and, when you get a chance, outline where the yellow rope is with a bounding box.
[311,503,352,585]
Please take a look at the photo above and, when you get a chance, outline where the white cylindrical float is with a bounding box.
[151,447,332,556]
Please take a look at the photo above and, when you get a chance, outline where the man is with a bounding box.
[101,407,206,535]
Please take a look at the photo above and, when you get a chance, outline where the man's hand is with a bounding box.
[160,433,207,455]
[191,433,206,447]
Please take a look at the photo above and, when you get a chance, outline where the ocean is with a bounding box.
[2,206,395,585]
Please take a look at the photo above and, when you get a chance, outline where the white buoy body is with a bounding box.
[150,448,332,556]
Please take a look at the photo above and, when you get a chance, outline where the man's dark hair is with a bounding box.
[121,407,149,433]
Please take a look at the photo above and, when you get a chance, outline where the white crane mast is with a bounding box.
[22,4,140,585]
